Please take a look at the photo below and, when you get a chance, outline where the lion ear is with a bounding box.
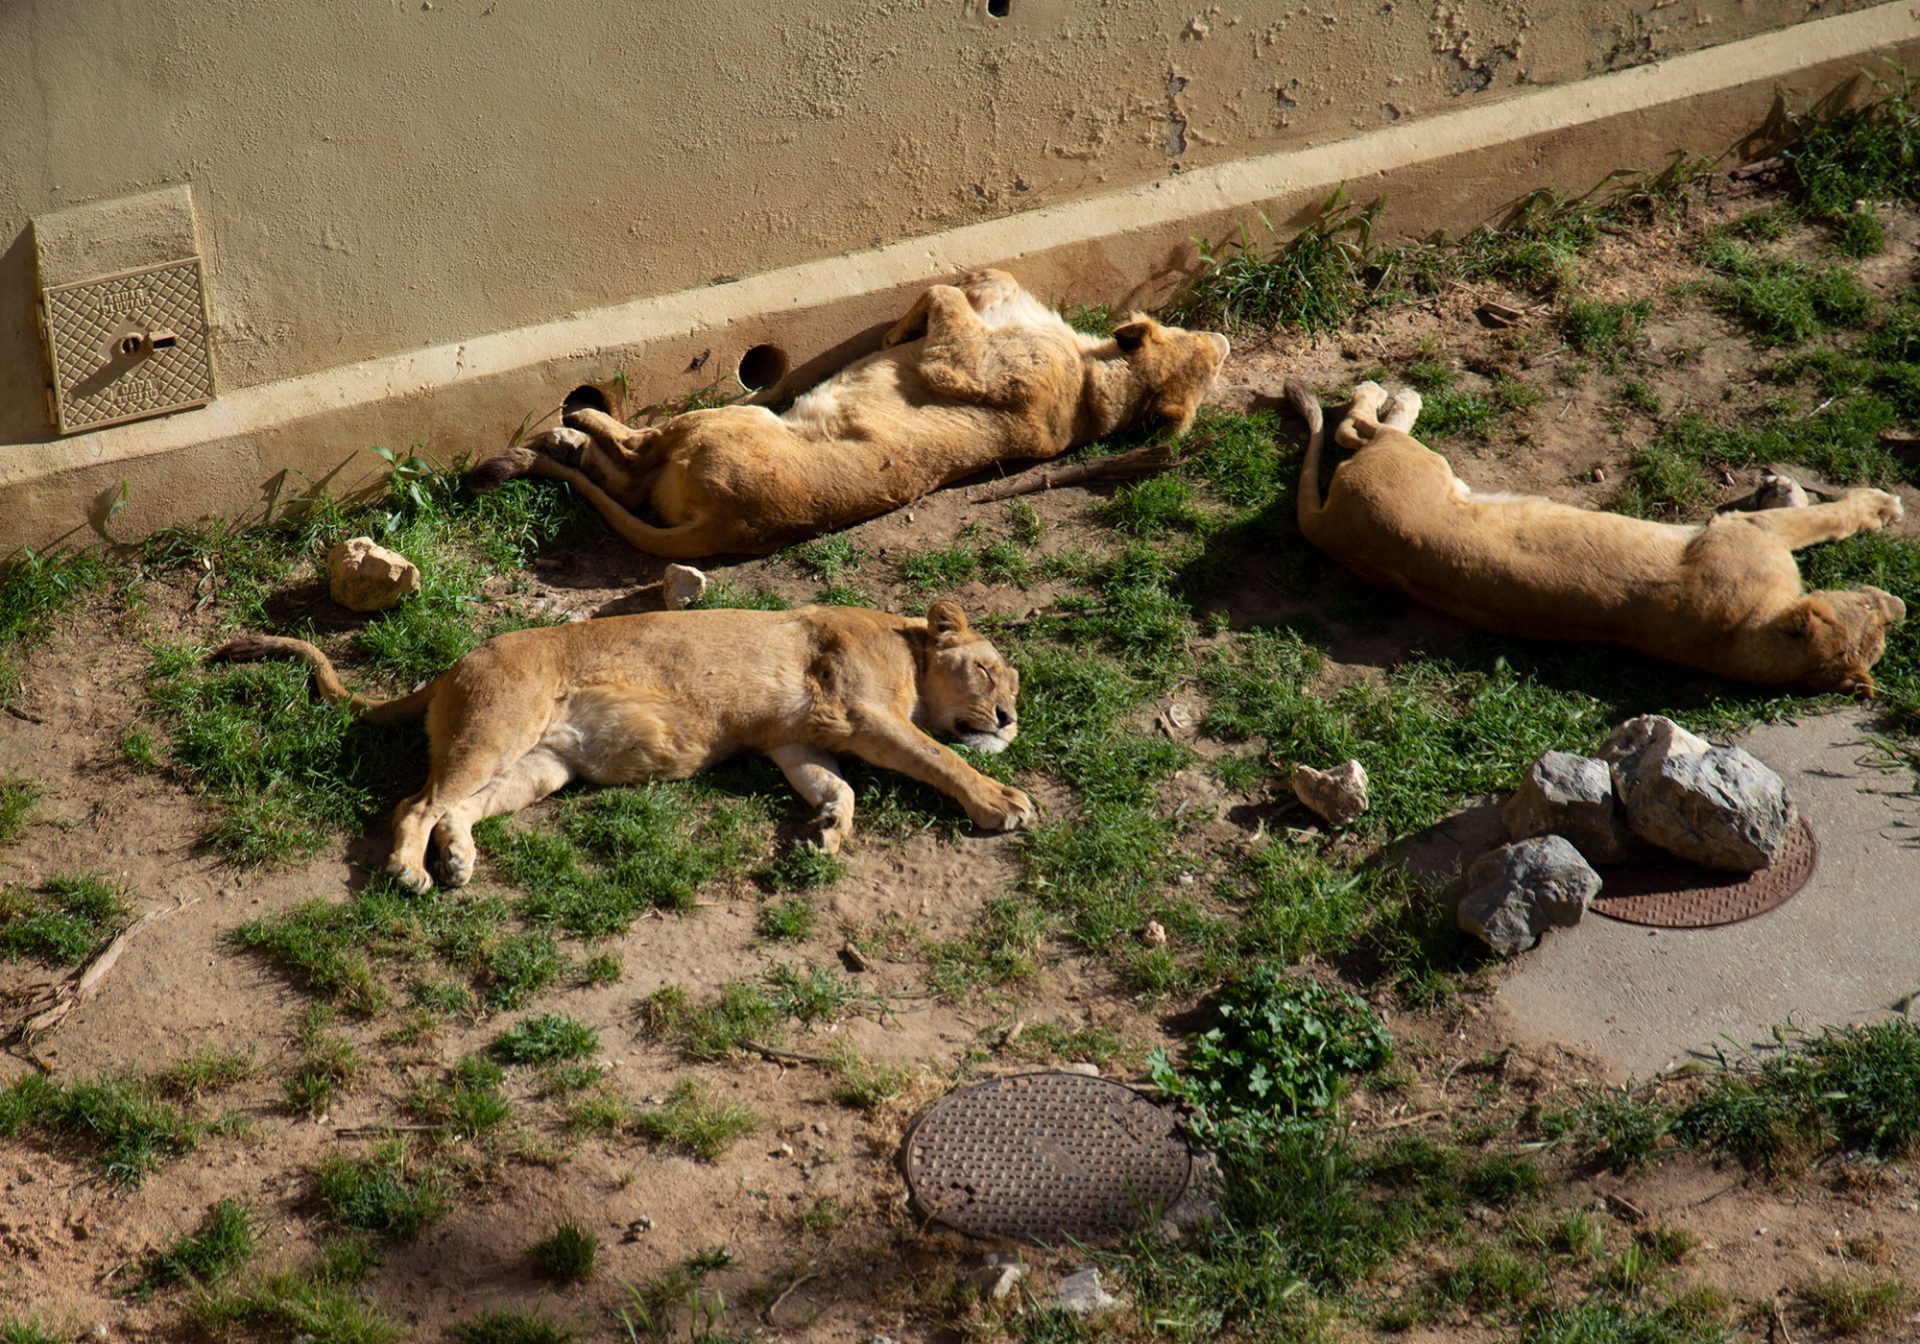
[926,601,972,643]
[1782,606,1813,639]
[1113,317,1159,352]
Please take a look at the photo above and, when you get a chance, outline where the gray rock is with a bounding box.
[326,536,420,612]
[1503,751,1631,864]
[965,1255,1026,1301]
[661,563,709,609]
[1619,744,1794,872]
[1055,1266,1121,1316]
[1457,835,1601,955]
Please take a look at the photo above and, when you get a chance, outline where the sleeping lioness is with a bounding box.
[1289,380,1906,691]
[471,269,1229,557]
[213,603,1034,892]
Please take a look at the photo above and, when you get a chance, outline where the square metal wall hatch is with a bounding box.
[41,256,217,435]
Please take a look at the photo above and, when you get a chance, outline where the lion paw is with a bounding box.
[804,803,854,855]
[536,425,592,468]
[385,856,434,895]
[972,784,1037,834]
[1863,490,1904,530]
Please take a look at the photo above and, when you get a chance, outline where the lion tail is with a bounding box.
[467,444,538,494]
[209,634,436,724]
[1286,379,1327,536]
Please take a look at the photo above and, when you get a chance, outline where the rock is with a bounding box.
[1056,1266,1121,1316]
[1142,920,1168,947]
[1599,714,1710,783]
[661,563,708,608]
[326,536,420,612]
[1291,759,1369,827]
[965,1256,1027,1301]
[1620,744,1794,872]
[1753,470,1808,510]
[1457,836,1601,955]
[1503,751,1631,864]
[1058,1061,1101,1077]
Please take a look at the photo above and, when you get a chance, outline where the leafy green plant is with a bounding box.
[127,1199,258,1298]
[1174,190,1382,333]
[530,1220,599,1284]
[1150,966,1392,1150]
[633,1079,756,1161]
[314,1139,448,1241]
[493,1014,600,1064]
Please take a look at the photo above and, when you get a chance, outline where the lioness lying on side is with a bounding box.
[472,269,1229,557]
[1289,380,1906,691]
[214,603,1033,893]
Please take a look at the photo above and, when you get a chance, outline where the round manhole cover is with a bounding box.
[1592,816,1817,928]
[899,1071,1192,1243]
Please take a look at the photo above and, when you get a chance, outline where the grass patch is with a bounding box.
[0,1070,200,1187]
[494,1014,599,1064]
[284,1008,365,1118]
[314,1138,448,1241]
[1562,296,1650,367]
[191,1240,399,1344]
[127,1199,258,1298]
[1697,236,1874,347]
[1782,71,1920,212]
[755,896,816,942]
[529,1220,599,1284]
[1173,192,1379,333]
[452,1314,575,1344]
[0,547,109,707]
[0,775,41,847]
[1798,1270,1913,1336]
[633,1079,756,1161]
[0,871,130,964]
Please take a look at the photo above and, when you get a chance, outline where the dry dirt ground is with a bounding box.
[3,181,1919,1343]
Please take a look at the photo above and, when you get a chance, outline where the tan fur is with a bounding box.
[212,603,1033,892]
[1290,380,1906,692]
[473,269,1229,557]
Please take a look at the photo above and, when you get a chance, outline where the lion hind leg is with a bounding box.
[1335,381,1392,451]
[1380,387,1423,433]
[432,749,573,888]
[769,743,856,853]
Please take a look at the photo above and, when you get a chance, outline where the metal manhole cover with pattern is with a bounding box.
[1591,817,1817,928]
[899,1072,1191,1243]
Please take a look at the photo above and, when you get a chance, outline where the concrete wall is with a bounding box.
[2,0,1915,551]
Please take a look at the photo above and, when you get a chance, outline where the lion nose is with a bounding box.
[995,706,1015,728]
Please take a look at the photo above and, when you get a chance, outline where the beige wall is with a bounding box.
[0,0,1912,548]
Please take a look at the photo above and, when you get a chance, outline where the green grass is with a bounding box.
[0,1322,62,1344]
[529,1220,598,1284]
[0,871,130,964]
[1798,1271,1913,1336]
[1562,296,1651,368]
[158,1046,256,1099]
[1173,192,1380,333]
[191,1240,400,1344]
[127,1198,258,1298]
[1782,71,1920,212]
[314,1138,448,1241]
[755,896,817,942]
[632,1079,757,1161]
[452,1313,575,1344]
[284,1008,365,1117]
[754,845,847,893]
[1697,236,1874,347]
[0,1070,200,1187]
[645,982,784,1061]
[406,1055,512,1140]
[0,546,109,707]
[0,775,40,847]
[493,1013,599,1064]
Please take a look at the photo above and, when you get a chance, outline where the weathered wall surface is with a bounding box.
[1,0,1913,549]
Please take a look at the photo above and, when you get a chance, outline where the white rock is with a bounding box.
[1598,715,1710,784]
[965,1257,1027,1301]
[326,536,420,612]
[1291,759,1369,827]
[1056,1266,1121,1316]
[1142,920,1168,947]
[661,563,709,608]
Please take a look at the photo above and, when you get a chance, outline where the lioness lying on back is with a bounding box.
[214,603,1033,893]
[1289,380,1906,691]
[472,269,1229,557]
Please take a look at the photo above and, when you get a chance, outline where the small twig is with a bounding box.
[1602,1191,1648,1224]
[1377,1109,1446,1130]
[11,897,198,1047]
[3,704,43,724]
[333,1123,442,1138]
[1768,1295,1795,1344]
[970,436,1212,503]
[763,1271,822,1326]
[1731,156,1784,180]
[986,603,1115,630]
[742,1040,831,1065]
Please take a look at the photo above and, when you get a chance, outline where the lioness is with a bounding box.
[1290,380,1906,691]
[472,269,1229,557]
[213,602,1034,892]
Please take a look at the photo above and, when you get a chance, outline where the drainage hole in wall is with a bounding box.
[563,383,612,415]
[988,0,1010,15]
[737,344,789,392]
[119,335,143,356]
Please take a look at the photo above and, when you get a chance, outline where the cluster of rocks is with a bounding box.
[1457,715,1797,955]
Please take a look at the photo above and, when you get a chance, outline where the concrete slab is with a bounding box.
[1491,708,1920,1079]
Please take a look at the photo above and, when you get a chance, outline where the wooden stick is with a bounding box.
[742,1040,832,1065]
[764,1271,822,1325]
[12,897,198,1046]
[970,436,1213,503]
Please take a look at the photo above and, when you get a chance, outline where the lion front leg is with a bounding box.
[1732,488,1903,550]
[829,713,1035,835]
[769,744,857,853]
